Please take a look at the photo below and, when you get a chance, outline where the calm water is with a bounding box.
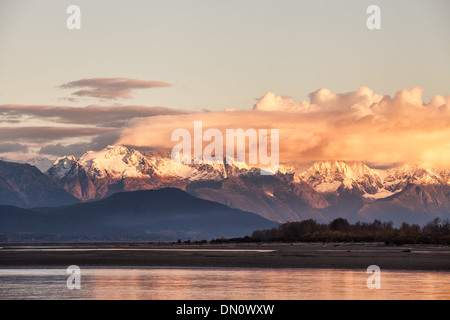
[0,267,449,300]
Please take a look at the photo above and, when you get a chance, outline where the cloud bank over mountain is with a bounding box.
[0,104,191,158]
[2,84,450,168]
[118,87,450,168]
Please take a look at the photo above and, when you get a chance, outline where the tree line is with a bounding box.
[249,218,450,245]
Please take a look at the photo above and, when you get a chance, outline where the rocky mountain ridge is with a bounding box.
[41,145,450,225]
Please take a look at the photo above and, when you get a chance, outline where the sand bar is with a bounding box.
[0,243,449,271]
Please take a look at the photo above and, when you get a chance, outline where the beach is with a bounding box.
[0,243,449,271]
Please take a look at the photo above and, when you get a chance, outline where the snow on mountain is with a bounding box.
[47,154,98,201]
[0,159,79,208]
[50,145,257,183]
[437,169,450,184]
[383,164,445,192]
[300,161,383,194]
[0,157,55,173]
[21,157,55,173]
[362,189,399,200]
[27,145,450,225]
[357,183,450,225]
[278,161,314,182]
[47,145,450,206]
[78,146,155,180]
[296,161,450,203]
[47,155,78,179]
[146,151,228,181]
[46,145,260,201]
[297,161,450,200]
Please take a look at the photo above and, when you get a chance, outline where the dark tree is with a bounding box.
[329,218,350,232]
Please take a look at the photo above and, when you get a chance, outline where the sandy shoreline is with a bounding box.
[0,242,449,271]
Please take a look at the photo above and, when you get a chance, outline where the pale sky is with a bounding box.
[0,0,449,161]
[0,0,449,110]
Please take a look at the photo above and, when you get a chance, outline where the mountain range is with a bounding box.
[1,145,450,230]
[0,160,78,208]
[43,145,450,225]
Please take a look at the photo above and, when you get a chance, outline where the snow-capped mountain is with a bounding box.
[48,156,78,179]
[0,157,55,173]
[296,161,450,200]
[50,146,230,182]
[46,145,450,202]
[43,145,450,225]
[77,146,157,180]
[47,155,98,200]
[1,144,448,225]
[357,183,450,225]
[299,161,383,194]
[0,159,78,208]
[383,164,446,192]
[20,157,55,173]
[46,145,252,200]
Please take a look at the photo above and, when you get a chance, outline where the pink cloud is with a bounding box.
[60,77,172,100]
[0,104,190,127]
[118,87,450,169]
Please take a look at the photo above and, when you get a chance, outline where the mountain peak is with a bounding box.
[384,163,444,190]
[0,160,79,208]
[105,145,130,156]
[48,155,79,178]
[77,145,149,179]
[53,155,77,165]
[301,160,382,193]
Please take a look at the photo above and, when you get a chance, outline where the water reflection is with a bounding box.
[0,268,449,300]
